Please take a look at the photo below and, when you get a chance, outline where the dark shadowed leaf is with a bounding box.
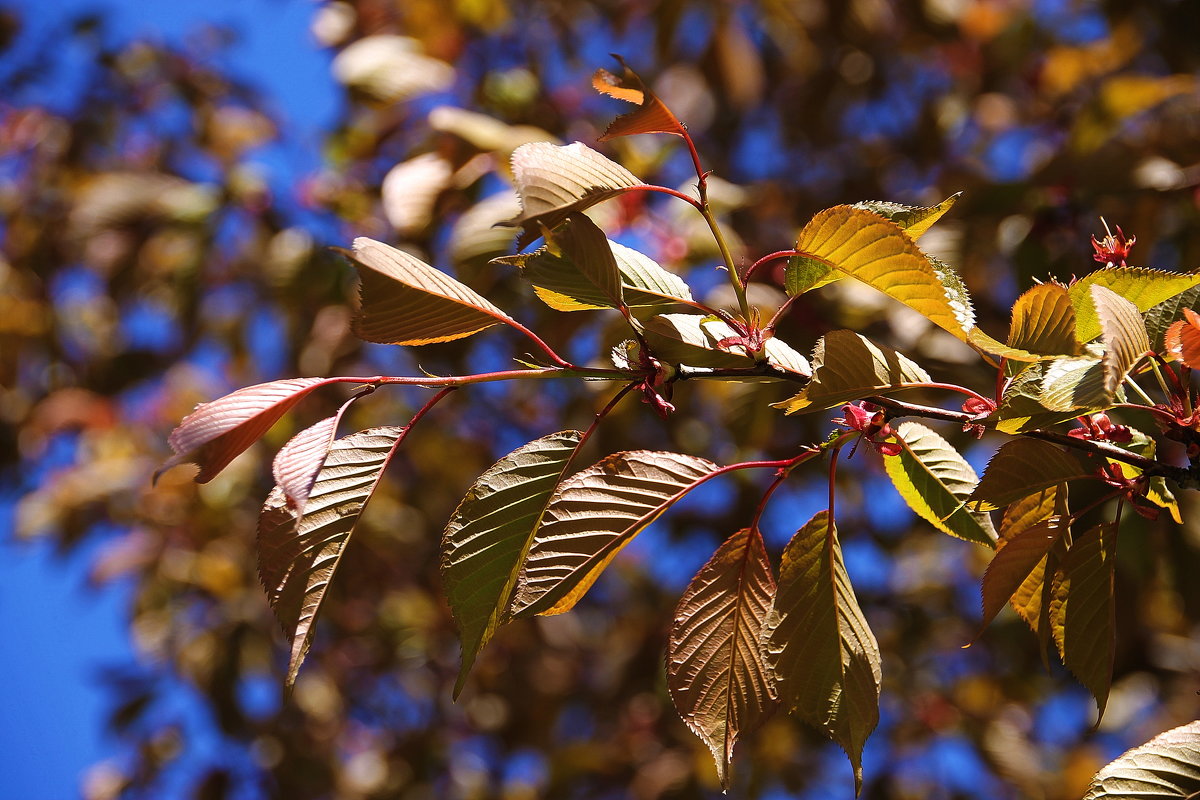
[271,394,361,513]
[512,450,720,616]
[642,313,810,375]
[1070,267,1200,344]
[1006,282,1080,357]
[258,426,406,687]
[440,431,582,697]
[346,237,513,345]
[507,141,642,246]
[593,56,687,140]
[774,330,930,414]
[1050,522,1117,717]
[970,439,1096,510]
[883,421,996,546]
[979,517,1067,633]
[1092,285,1149,396]
[1083,720,1200,800]
[159,377,332,484]
[667,527,777,789]
[762,511,880,795]
[1145,286,1200,351]
[785,206,975,341]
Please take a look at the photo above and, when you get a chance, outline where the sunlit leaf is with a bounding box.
[1092,285,1149,396]
[441,431,581,698]
[1038,355,1110,413]
[345,237,514,345]
[883,421,996,546]
[380,153,453,237]
[1083,720,1200,800]
[331,35,454,103]
[1070,267,1200,344]
[667,527,777,789]
[593,55,686,140]
[852,193,961,240]
[1050,522,1116,717]
[507,141,642,246]
[1000,487,1061,636]
[970,439,1096,511]
[159,377,332,484]
[258,426,406,686]
[773,330,930,414]
[642,314,810,375]
[497,219,692,311]
[1006,282,1080,357]
[1165,308,1200,368]
[512,451,720,616]
[786,206,975,340]
[762,510,880,795]
[979,517,1067,633]
[271,394,360,513]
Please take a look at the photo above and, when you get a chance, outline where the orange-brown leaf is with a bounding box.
[1164,308,1200,367]
[592,56,686,140]
[979,517,1068,634]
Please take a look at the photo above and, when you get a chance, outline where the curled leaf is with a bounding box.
[271,393,362,513]
[593,55,687,140]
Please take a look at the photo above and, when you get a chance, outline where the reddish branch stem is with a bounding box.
[743,250,802,283]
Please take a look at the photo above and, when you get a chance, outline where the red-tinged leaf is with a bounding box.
[978,517,1068,634]
[970,439,1096,511]
[1083,720,1200,799]
[762,511,880,795]
[441,431,582,698]
[271,394,361,513]
[1050,522,1117,718]
[159,378,332,484]
[258,426,406,687]
[667,527,777,789]
[592,56,686,140]
[346,237,514,345]
[1164,308,1200,367]
[511,451,720,617]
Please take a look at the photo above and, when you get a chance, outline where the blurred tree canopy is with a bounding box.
[3,0,1200,797]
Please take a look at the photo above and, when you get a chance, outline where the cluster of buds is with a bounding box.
[1068,412,1133,444]
[637,349,676,419]
[1100,463,1159,520]
[835,402,901,457]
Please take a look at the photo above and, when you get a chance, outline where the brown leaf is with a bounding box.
[592,56,686,140]
[1050,522,1117,718]
[970,439,1096,511]
[979,517,1068,634]
[270,394,361,513]
[667,527,777,789]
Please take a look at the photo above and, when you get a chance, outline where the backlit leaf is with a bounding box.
[1006,283,1080,357]
[774,330,930,414]
[979,517,1067,633]
[642,314,810,375]
[970,439,1096,511]
[271,394,360,513]
[1050,522,1116,717]
[786,206,975,340]
[883,421,996,546]
[508,141,642,246]
[159,377,331,484]
[593,56,686,140]
[1000,487,1061,636]
[346,237,513,345]
[1083,720,1200,800]
[763,511,880,795]
[1165,308,1200,368]
[1092,285,1150,396]
[1070,267,1200,344]
[512,451,720,616]
[853,193,960,240]
[258,426,406,686]
[668,527,777,789]
[441,431,581,697]
[1038,355,1110,413]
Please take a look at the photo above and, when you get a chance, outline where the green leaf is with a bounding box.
[978,516,1067,633]
[785,205,975,340]
[1006,282,1081,357]
[507,141,643,247]
[345,238,514,345]
[763,511,880,795]
[970,439,1096,511]
[641,313,811,375]
[990,362,1083,433]
[1038,355,1111,413]
[497,224,692,312]
[1083,720,1200,800]
[1092,284,1150,397]
[258,426,406,687]
[440,431,581,698]
[1050,522,1117,717]
[883,421,996,546]
[512,451,721,616]
[667,527,777,789]
[773,330,931,414]
[1070,267,1200,344]
[852,193,960,240]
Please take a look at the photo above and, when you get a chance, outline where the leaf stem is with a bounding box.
[1121,375,1157,407]
[328,366,636,390]
[743,250,802,283]
[502,318,574,368]
[567,382,638,472]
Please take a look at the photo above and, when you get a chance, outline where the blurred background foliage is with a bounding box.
[3,0,1200,797]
